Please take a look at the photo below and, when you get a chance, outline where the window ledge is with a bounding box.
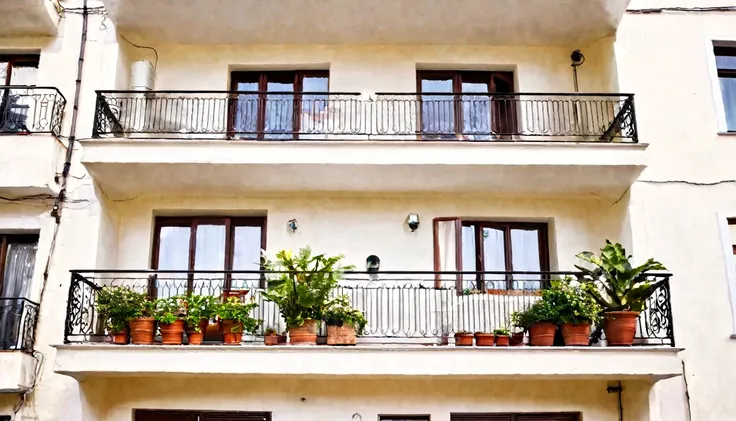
[717,132,736,136]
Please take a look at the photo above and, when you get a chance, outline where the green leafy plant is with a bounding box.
[153,296,184,325]
[216,297,260,334]
[544,279,602,325]
[261,247,354,328]
[183,294,218,332]
[323,295,367,335]
[576,240,667,312]
[511,309,534,331]
[493,327,511,336]
[96,286,147,333]
[516,296,559,327]
[264,327,278,336]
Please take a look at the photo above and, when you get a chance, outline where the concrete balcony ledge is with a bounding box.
[52,344,683,382]
[0,352,36,393]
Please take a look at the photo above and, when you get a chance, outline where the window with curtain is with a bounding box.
[417,71,516,140]
[433,219,549,291]
[715,46,736,132]
[151,217,266,298]
[0,54,40,133]
[0,234,39,349]
[230,70,329,139]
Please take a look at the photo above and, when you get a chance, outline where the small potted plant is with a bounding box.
[524,299,559,346]
[216,297,260,345]
[493,328,511,346]
[183,294,217,345]
[454,330,474,346]
[547,280,602,346]
[96,286,140,345]
[129,293,155,345]
[474,331,495,347]
[264,327,279,346]
[576,241,667,346]
[324,295,367,346]
[154,296,186,345]
[510,311,532,346]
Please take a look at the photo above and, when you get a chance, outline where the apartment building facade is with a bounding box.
[0,0,734,420]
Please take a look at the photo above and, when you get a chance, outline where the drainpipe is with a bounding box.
[51,0,88,223]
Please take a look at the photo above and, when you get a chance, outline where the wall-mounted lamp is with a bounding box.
[287,219,298,233]
[406,213,420,232]
[366,255,381,273]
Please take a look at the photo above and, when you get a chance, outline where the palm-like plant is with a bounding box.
[575,240,667,313]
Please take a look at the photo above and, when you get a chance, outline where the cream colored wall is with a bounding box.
[81,377,651,421]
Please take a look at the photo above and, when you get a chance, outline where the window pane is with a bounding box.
[461,225,476,290]
[462,81,491,139]
[301,76,329,135]
[482,227,507,290]
[510,229,542,290]
[231,226,263,290]
[421,77,454,137]
[234,81,259,139]
[264,80,294,139]
[720,77,736,131]
[156,226,191,298]
[193,224,226,296]
[716,55,736,70]
[0,62,7,85]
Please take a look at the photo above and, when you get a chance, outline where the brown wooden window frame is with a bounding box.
[134,409,271,421]
[0,54,40,86]
[379,416,431,421]
[0,234,39,297]
[450,413,579,421]
[416,70,517,139]
[228,70,329,140]
[432,218,549,292]
[150,216,267,297]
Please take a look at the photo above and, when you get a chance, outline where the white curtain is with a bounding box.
[1,242,37,349]
[437,221,459,273]
[231,226,262,290]
[156,227,191,298]
[483,228,507,289]
[720,77,736,131]
[461,225,477,289]
[193,225,226,297]
[511,229,542,289]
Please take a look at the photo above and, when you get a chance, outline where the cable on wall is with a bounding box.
[120,34,159,73]
[627,6,736,14]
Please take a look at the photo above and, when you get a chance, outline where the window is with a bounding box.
[715,46,736,132]
[0,234,38,349]
[433,219,549,291]
[417,71,516,140]
[451,414,578,421]
[380,417,430,421]
[230,70,329,139]
[134,410,270,421]
[0,54,39,133]
[151,216,266,297]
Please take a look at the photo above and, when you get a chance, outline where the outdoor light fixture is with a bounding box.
[366,255,381,273]
[287,219,298,232]
[406,213,420,232]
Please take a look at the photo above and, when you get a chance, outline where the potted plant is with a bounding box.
[493,328,511,346]
[129,293,156,345]
[264,327,279,346]
[216,297,260,345]
[474,331,494,347]
[454,331,473,346]
[510,311,532,346]
[324,295,367,346]
[154,296,186,345]
[183,294,217,345]
[262,247,354,345]
[524,298,559,346]
[96,286,141,344]
[576,241,667,346]
[546,280,602,346]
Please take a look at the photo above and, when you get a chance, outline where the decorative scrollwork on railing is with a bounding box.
[0,86,66,135]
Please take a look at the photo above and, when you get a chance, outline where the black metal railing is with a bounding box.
[93,91,637,142]
[0,86,66,135]
[64,270,672,346]
[1,298,40,353]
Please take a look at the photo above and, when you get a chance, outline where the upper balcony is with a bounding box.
[0,86,67,198]
[0,0,61,37]
[103,0,630,46]
[0,298,40,393]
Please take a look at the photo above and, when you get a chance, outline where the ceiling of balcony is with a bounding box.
[104,0,630,45]
[0,0,59,37]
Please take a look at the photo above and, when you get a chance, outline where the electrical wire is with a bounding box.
[628,6,736,14]
[120,34,159,72]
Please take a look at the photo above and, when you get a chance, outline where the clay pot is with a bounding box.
[278,334,287,344]
[604,311,640,346]
[510,332,525,346]
[186,319,209,345]
[474,333,494,347]
[264,335,279,346]
[327,324,356,345]
[454,333,474,346]
[220,320,244,345]
[159,320,185,345]
[561,322,591,346]
[110,328,129,345]
[529,322,557,346]
[129,317,155,345]
[494,335,510,346]
[288,319,318,345]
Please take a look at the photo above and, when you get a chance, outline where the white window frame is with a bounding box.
[705,37,736,134]
[716,212,736,338]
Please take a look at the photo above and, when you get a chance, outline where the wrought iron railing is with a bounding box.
[93,91,637,142]
[0,298,40,353]
[0,86,66,135]
[64,270,672,346]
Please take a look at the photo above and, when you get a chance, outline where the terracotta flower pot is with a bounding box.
[454,333,474,346]
[529,322,556,346]
[561,322,591,346]
[264,335,279,346]
[327,324,356,345]
[494,335,510,346]
[186,319,209,345]
[220,320,244,345]
[159,320,185,345]
[129,317,155,345]
[110,328,129,345]
[474,333,494,347]
[510,332,525,346]
[278,334,287,344]
[289,319,318,345]
[604,311,640,346]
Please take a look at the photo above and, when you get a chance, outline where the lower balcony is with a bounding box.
[0,298,40,393]
[54,270,682,381]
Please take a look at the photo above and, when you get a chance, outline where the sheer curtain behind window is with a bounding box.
[511,229,542,289]
[1,242,37,349]
[156,227,190,298]
[482,228,507,289]
[193,225,226,296]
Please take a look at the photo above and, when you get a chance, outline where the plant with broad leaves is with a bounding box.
[96,286,147,333]
[216,297,261,334]
[575,240,667,312]
[182,294,218,332]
